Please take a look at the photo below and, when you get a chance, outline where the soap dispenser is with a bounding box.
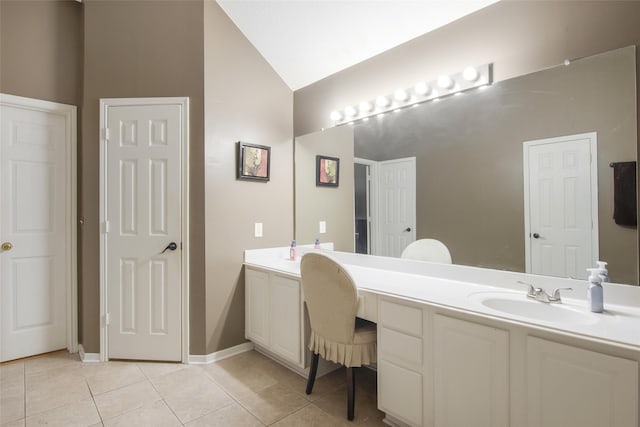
[314,238,321,250]
[289,240,297,261]
[586,268,604,313]
[596,261,610,282]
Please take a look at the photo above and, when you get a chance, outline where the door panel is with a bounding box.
[106,103,182,361]
[378,158,416,257]
[1,103,68,362]
[525,134,596,279]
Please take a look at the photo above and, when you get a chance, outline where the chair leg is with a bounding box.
[306,352,319,395]
[346,367,356,421]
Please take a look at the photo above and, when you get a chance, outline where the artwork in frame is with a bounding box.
[316,155,340,187]
[237,142,270,181]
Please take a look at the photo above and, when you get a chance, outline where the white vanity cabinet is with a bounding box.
[245,267,302,367]
[377,299,639,427]
[526,336,638,427]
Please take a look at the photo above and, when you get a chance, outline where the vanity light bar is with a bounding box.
[329,63,492,126]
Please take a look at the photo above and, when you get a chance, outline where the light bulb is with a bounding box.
[463,67,479,82]
[376,96,390,108]
[344,105,357,117]
[394,88,409,102]
[437,74,454,89]
[330,111,342,121]
[359,101,373,113]
[414,82,431,96]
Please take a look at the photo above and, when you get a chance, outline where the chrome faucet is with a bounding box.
[518,281,572,303]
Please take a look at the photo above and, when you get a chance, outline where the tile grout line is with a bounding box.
[200,366,263,425]
[86,375,105,427]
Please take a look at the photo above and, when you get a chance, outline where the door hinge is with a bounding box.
[104,313,110,326]
[101,221,110,234]
[102,128,110,142]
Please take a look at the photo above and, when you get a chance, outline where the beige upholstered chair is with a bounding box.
[401,238,452,264]
[300,252,377,421]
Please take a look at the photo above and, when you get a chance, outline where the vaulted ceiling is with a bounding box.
[217,0,500,90]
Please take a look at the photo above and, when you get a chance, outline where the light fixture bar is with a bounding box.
[329,63,492,126]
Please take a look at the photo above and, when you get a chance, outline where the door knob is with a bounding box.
[160,242,178,254]
[404,227,412,232]
[1,242,13,251]
[532,233,540,239]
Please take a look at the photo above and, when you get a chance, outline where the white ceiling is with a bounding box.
[216,0,499,91]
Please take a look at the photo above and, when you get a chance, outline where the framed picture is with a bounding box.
[316,155,340,187]
[237,142,270,181]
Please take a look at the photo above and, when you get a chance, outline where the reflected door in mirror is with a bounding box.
[524,133,598,280]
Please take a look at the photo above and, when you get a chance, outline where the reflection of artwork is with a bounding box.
[237,142,270,181]
[316,155,340,187]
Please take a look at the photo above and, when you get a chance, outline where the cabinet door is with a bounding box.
[379,359,423,427]
[527,336,638,427]
[432,314,509,427]
[245,268,269,347]
[269,275,301,364]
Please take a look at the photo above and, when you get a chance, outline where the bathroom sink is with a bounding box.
[474,294,598,325]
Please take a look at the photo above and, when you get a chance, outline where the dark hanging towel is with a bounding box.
[611,161,637,226]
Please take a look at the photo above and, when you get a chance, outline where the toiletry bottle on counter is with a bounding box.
[289,240,297,261]
[586,268,604,313]
[314,238,321,250]
[596,261,610,282]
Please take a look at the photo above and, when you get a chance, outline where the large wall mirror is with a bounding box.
[295,46,638,285]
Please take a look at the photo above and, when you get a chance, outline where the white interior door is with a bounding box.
[104,100,184,361]
[524,133,598,279]
[377,157,416,257]
[1,96,75,362]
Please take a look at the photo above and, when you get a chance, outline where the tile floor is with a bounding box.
[0,349,386,426]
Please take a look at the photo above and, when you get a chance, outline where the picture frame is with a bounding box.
[237,142,270,181]
[316,155,340,187]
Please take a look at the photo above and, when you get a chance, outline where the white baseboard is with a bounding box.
[188,341,254,365]
[78,344,101,363]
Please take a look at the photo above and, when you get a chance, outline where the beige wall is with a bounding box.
[0,0,82,105]
[203,1,293,353]
[295,126,354,252]
[294,1,640,136]
[82,0,206,353]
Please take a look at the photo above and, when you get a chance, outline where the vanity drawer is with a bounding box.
[380,326,423,370]
[356,291,378,322]
[379,298,422,337]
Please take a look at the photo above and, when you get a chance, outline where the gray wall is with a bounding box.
[294,0,640,284]
[203,1,293,353]
[2,0,294,356]
[0,0,83,106]
[82,0,206,353]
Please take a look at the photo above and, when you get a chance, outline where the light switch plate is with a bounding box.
[319,221,326,234]
[254,222,263,237]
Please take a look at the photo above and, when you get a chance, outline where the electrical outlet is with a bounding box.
[319,221,326,234]
[254,222,263,237]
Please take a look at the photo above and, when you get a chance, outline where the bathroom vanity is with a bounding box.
[244,246,640,427]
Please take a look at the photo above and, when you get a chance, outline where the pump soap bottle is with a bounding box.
[289,240,297,261]
[314,238,321,250]
[596,261,610,282]
[586,268,604,313]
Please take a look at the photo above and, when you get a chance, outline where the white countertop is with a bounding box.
[245,246,640,351]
